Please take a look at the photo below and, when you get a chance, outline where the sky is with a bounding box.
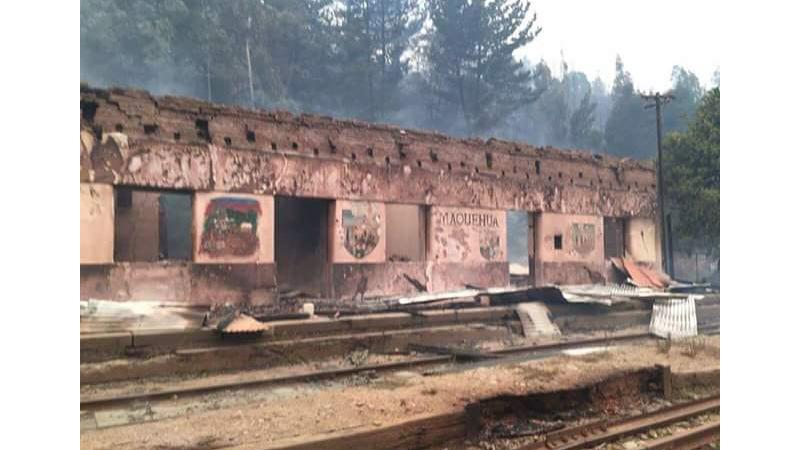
[519,0,721,92]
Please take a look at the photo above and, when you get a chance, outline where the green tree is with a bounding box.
[333,0,423,121]
[604,55,655,158]
[590,76,611,130]
[80,0,199,94]
[81,0,338,112]
[206,0,337,111]
[662,66,704,134]
[663,88,720,258]
[535,60,601,150]
[561,64,591,112]
[425,0,542,135]
[569,89,601,149]
[531,61,569,145]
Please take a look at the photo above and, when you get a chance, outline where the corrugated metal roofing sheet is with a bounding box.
[622,258,668,289]
[219,314,268,334]
[649,296,699,338]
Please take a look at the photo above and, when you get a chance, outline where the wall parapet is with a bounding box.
[80,85,657,217]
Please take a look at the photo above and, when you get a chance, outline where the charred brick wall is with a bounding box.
[80,85,658,306]
[80,85,656,216]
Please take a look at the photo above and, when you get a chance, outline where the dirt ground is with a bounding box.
[80,336,719,450]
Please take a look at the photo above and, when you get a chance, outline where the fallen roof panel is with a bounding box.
[622,259,667,289]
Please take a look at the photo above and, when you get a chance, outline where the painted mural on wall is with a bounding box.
[341,203,382,259]
[430,207,506,263]
[479,230,502,261]
[200,197,262,258]
[571,223,596,256]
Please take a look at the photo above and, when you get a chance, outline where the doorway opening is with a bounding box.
[507,210,532,286]
[603,217,625,259]
[275,196,331,297]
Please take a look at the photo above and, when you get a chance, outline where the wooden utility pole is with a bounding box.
[640,91,674,274]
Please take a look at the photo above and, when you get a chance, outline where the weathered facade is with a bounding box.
[80,85,660,306]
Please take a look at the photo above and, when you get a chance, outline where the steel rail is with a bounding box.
[81,333,652,411]
[639,420,720,450]
[517,394,720,450]
[80,355,450,410]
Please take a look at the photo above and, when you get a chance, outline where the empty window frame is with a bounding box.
[385,204,427,262]
[554,234,563,250]
[114,187,192,261]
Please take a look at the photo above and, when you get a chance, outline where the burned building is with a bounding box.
[80,85,660,308]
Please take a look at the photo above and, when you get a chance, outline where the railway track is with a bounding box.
[81,332,652,412]
[210,394,719,450]
[518,394,720,450]
[639,420,720,449]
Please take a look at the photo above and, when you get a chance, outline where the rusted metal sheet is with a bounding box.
[639,264,671,288]
[609,257,626,273]
[622,258,667,289]
[218,314,269,334]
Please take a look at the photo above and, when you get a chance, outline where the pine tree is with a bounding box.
[521,59,601,150]
[662,66,704,134]
[334,0,422,121]
[604,55,655,158]
[426,0,542,135]
[81,0,198,93]
[590,76,611,131]
[569,90,599,149]
[525,61,567,146]
[81,0,339,112]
